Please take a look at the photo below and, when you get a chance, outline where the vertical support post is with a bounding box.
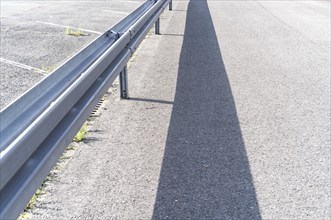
[120,65,128,99]
[169,0,172,11]
[155,18,160,35]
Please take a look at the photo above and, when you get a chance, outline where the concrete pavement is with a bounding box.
[26,0,330,219]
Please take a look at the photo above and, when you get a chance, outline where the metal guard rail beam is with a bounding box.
[0,0,171,218]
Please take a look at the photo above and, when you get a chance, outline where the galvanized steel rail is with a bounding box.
[0,0,171,218]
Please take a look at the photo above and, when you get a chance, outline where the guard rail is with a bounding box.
[0,0,172,218]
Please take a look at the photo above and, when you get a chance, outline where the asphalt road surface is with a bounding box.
[14,0,331,219]
[0,0,145,110]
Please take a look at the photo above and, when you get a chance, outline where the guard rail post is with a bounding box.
[155,18,160,34]
[120,65,129,99]
[169,0,172,11]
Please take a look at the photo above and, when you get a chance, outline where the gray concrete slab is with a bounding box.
[6,1,144,33]
[1,18,97,68]
[0,1,48,18]
[16,0,331,219]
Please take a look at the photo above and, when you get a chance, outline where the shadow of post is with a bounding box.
[152,0,261,219]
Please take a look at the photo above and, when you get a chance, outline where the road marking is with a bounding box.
[0,58,47,75]
[35,21,102,35]
[102,10,129,15]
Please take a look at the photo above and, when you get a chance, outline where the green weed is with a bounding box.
[73,123,88,142]
[40,65,56,74]
[65,27,88,36]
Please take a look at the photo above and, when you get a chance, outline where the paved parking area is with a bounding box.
[0,0,145,110]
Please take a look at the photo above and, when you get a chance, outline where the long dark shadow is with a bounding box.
[152,0,261,219]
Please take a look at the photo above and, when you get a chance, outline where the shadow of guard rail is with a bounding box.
[0,0,172,218]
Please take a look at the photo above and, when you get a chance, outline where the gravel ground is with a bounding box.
[11,0,331,219]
